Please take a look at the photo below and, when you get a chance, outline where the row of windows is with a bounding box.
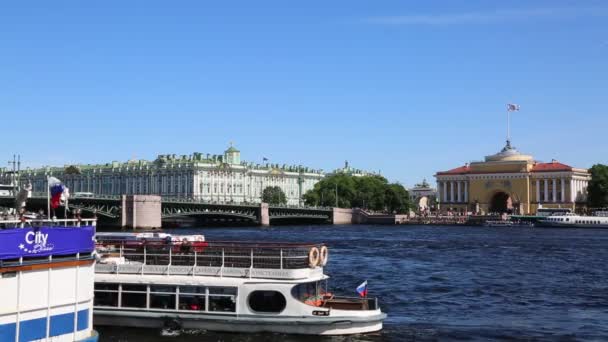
[547,217,606,225]
[93,283,294,314]
[94,284,237,313]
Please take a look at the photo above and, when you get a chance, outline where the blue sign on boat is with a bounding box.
[0,226,95,260]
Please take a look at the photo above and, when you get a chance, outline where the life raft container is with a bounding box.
[308,247,320,268]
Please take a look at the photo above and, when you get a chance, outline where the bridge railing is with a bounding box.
[96,240,324,270]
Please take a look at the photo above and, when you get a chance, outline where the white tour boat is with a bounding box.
[538,213,608,228]
[0,218,99,342]
[94,232,386,335]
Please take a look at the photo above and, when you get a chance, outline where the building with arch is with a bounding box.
[435,141,590,215]
[408,179,437,213]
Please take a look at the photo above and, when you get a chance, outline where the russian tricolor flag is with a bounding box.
[356,280,368,297]
[49,177,65,209]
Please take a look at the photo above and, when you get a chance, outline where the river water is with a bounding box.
[97,225,608,341]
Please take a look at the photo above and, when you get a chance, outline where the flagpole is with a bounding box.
[47,176,51,218]
[507,107,510,143]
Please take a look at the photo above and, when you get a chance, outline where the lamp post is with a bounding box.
[335,183,338,208]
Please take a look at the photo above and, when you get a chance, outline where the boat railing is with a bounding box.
[0,252,95,268]
[323,296,379,311]
[0,218,97,229]
[96,240,323,271]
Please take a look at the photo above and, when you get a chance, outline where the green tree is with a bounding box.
[262,186,287,205]
[588,164,608,207]
[303,174,411,212]
[64,165,81,175]
[385,183,412,214]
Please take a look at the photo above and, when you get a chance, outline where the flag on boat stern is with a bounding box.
[507,103,520,112]
[356,280,368,297]
[49,177,66,209]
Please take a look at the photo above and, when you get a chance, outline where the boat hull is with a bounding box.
[94,309,385,335]
[537,222,608,229]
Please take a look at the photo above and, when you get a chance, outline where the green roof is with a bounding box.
[225,146,240,153]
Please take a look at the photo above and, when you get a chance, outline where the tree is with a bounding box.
[588,164,608,208]
[303,174,411,212]
[262,186,287,205]
[385,183,412,214]
[64,165,81,175]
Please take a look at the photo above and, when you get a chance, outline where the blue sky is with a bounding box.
[1,0,607,187]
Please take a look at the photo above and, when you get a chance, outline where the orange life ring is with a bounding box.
[319,246,329,266]
[308,247,320,268]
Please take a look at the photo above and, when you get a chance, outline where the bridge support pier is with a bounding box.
[332,208,353,225]
[122,195,161,229]
[259,203,269,226]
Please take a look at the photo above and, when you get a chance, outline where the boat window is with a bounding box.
[95,283,119,291]
[150,293,176,310]
[179,294,206,311]
[209,287,237,295]
[209,287,237,312]
[94,283,119,307]
[150,286,177,310]
[121,284,147,308]
[122,284,147,292]
[121,292,147,308]
[248,291,286,313]
[291,281,328,307]
[151,285,176,293]
[179,286,205,294]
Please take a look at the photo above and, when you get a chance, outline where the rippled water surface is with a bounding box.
[97,225,608,341]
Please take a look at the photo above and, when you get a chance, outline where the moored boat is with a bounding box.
[484,220,514,227]
[0,218,99,342]
[93,232,386,335]
[537,213,608,228]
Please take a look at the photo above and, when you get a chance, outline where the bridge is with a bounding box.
[0,193,338,228]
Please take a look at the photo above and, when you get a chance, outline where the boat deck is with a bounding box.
[96,238,327,280]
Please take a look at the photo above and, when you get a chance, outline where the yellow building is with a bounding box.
[434,141,590,215]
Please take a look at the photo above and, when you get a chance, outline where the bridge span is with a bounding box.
[0,193,341,229]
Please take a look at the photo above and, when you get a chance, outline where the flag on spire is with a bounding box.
[507,103,520,112]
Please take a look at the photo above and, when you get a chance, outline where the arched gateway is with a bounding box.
[489,192,513,214]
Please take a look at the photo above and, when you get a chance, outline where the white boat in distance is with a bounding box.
[538,213,608,228]
[93,232,386,335]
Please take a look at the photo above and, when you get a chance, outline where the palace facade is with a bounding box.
[435,141,590,215]
[10,146,324,205]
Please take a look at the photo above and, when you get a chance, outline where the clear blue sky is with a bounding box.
[1,0,607,187]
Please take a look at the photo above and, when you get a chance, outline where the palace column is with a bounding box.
[543,179,549,203]
[464,181,468,202]
[552,179,557,202]
[450,181,455,203]
[561,178,565,203]
[457,181,462,203]
[442,181,447,203]
[569,179,574,202]
[536,179,540,203]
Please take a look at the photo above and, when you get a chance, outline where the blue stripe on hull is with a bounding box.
[19,316,46,342]
[0,323,16,342]
[0,309,90,341]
